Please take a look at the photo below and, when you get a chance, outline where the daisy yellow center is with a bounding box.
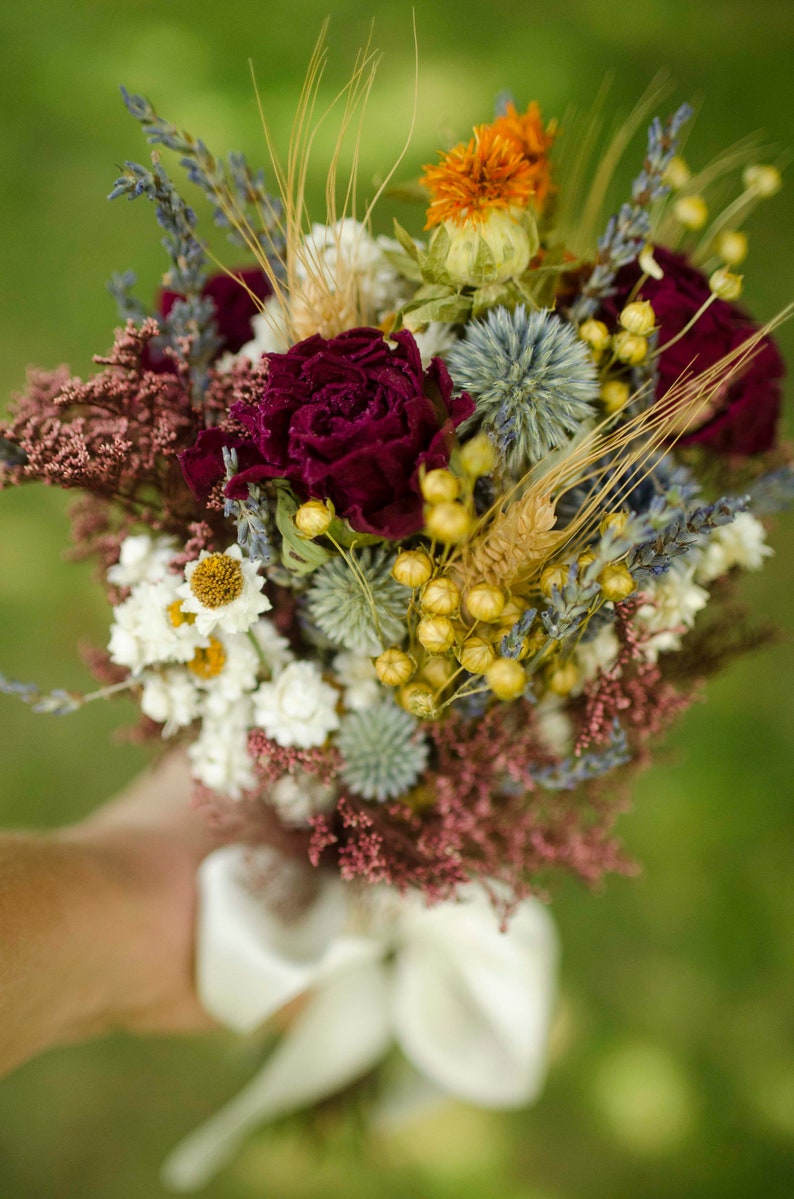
[188,637,227,680]
[190,554,244,608]
[167,600,196,628]
[421,124,535,230]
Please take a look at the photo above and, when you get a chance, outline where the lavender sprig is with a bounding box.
[107,269,151,324]
[629,494,748,580]
[108,155,221,390]
[222,447,273,565]
[571,103,693,322]
[533,724,630,791]
[0,673,137,716]
[499,607,537,659]
[120,86,283,258]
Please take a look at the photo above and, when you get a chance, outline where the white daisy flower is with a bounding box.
[269,769,337,827]
[197,633,261,717]
[189,698,257,799]
[252,661,340,749]
[107,533,177,588]
[108,576,206,675]
[695,512,773,584]
[140,669,201,737]
[636,563,709,661]
[177,545,271,638]
[332,650,381,712]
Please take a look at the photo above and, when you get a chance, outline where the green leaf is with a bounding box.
[471,283,515,320]
[401,293,472,329]
[273,482,332,574]
[392,219,421,261]
[327,517,383,549]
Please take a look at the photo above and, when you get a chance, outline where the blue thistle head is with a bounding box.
[337,703,429,802]
[448,306,599,474]
[306,546,409,655]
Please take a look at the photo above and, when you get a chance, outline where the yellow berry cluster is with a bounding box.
[580,297,657,417]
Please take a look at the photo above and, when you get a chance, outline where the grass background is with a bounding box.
[0,1,792,1196]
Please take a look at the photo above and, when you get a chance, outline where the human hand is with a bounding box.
[0,751,217,1077]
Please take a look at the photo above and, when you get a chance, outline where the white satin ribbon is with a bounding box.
[163,846,558,1192]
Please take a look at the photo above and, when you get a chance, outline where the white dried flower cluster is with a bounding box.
[331,651,381,712]
[573,625,621,694]
[252,661,340,749]
[695,513,773,584]
[106,533,177,588]
[108,575,205,674]
[636,563,710,661]
[234,219,413,366]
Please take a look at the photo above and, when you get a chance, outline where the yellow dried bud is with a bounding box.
[600,511,629,536]
[459,434,497,478]
[601,379,631,414]
[294,499,334,538]
[598,562,636,602]
[612,330,648,365]
[422,656,456,690]
[392,549,433,588]
[525,627,548,653]
[663,155,691,190]
[399,682,439,720]
[485,657,526,701]
[420,468,460,504]
[417,615,457,654]
[715,229,748,266]
[673,194,708,230]
[421,575,461,615]
[425,501,473,544]
[546,660,579,696]
[742,164,782,198]
[709,267,743,302]
[619,300,655,336]
[540,563,568,596]
[499,597,528,629]
[577,549,597,570]
[457,636,496,675]
[639,244,664,280]
[374,647,416,687]
[464,582,507,623]
[579,318,611,359]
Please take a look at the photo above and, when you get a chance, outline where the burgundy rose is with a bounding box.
[605,247,784,454]
[161,268,270,353]
[145,268,270,372]
[181,328,474,540]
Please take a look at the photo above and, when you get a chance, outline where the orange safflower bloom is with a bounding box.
[421,125,536,230]
[491,101,556,211]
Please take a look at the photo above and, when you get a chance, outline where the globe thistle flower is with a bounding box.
[448,306,599,474]
[337,703,429,802]
[306,547,409,655]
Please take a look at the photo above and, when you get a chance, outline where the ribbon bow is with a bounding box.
[163,846,557,1191]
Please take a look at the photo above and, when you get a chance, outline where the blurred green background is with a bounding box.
[1,1,792,1196]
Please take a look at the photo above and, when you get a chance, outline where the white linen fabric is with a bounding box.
[163,846,558,1192]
